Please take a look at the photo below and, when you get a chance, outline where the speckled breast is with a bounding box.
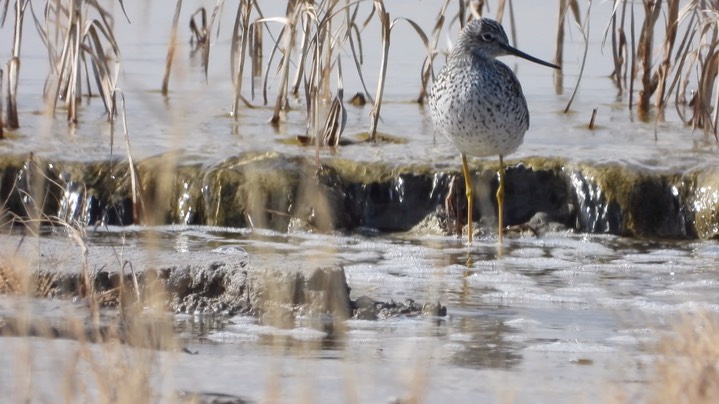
[428,56,529,158]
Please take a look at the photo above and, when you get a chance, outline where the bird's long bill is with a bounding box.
[502,44,560,70]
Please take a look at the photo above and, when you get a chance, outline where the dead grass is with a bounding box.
[642,312,719,403]
[0,231,177,402]
[0,155,175,402]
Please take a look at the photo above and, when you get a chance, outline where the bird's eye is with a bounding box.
[481,33,494,42]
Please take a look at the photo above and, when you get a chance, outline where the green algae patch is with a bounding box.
[686,166,719,239]
[0,151,715,238]
[206,157,298,229]
[564,161,689,237]
[323,157,436,184]
[354,132,408,144]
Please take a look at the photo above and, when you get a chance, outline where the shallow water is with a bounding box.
[2,1,719,402]
[0,1,716,171]
[67,225,719,402]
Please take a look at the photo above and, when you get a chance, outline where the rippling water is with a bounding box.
[80,225,719,402]
[2,1,719,402]
[1,1,715,170]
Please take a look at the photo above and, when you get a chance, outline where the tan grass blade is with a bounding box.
[84,20,120,119]
[189,7,208,47]
[290,13,313,97]
[112,89,146,224]
[161,0,183,96]
[417,0,450,103]
[564,0,591,113]
[666,10,698,119]
[6,57,20,129]
[201,0,226,83]
[251,19,263,79]
[255,14,296,123]
[391,17,432,104]
[654,0,680,110]
[0,68,3,139]
[260,15,291,106]
[637,0,662,114]
[347,14,374,104]
[231,0,254,117]
[368,0,390,142]
[320,58,347,147]
[5,0,28,129]
[628,2,636,110]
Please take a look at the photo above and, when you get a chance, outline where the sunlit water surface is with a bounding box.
[2,1,719,402]
[82,225,719,402]
[0,1,716,171]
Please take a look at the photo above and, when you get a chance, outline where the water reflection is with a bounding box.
[448,316,523,370]
[26,224,715,399]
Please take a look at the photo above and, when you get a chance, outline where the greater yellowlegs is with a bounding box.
[428,18,559,243]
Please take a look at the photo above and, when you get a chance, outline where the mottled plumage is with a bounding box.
[428,18,559,243]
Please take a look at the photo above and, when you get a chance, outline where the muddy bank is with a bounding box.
[0,233,445,345]
[0,152,713,238]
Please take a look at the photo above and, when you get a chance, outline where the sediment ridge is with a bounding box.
[0,152,714,239]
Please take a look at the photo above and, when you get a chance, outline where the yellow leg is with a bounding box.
[461,154,473,244]
[497,155,505,243]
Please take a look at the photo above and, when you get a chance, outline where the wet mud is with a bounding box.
[0,234,445,347]
[0,152,713,238]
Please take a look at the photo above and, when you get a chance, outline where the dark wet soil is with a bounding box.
[0,234,445,348]
[0,152,714,239]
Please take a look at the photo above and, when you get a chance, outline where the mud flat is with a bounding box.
[0,232,445,340]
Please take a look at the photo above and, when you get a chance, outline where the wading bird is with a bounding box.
[428,18,559,243]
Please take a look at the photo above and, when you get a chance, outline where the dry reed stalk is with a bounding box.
[290,8,312,98]
[161,0,182,96]
[86,21,120,119]
[231,0,254,117]
[320,2,338,103]
[608,0,629,93]
[664,8,698,114]
[189,7,207,47]
[201,0,225,83]
[3,0,27,129]
[494,0,517,46]
[555,0,581,68]
[654,0,680,113]
[628,2,636,110]
[0,68,4,138]
[288,0,363,149]
[5,60,18,121]
[417,0,450,104]
[269,1,300,126]
[588,108,597,129]
[305,4,322,155]
[496,0,506,22]
[251,19,263,78]
[637,0,662,114]
[609,3,619,89]
[564,1,591,113]
[32,0,120,123]
[662,3,719,135]
[368,0,390,142]
[345,1,374,105]
[644,312,719,403]
[458,0,468,27]
[367,1,434,142]
[317,58,346,148]
[112,89,146,224]
[467,0,483,20]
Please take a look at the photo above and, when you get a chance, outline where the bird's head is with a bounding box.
[458,18,510,59]
[456,18,560,70]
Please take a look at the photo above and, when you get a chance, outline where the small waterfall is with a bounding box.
[0,153,714,239]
